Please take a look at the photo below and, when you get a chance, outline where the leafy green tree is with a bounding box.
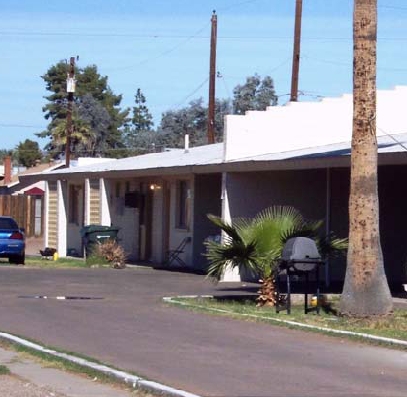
[123,89,156,155]
[157,98,230,148]
[16,139,42,167]
[132,88,154,133]
[233,74,278,115]
[38,61,129,158]
[205,206,347,306]
[0,150,13,162]
[77,94,112,156]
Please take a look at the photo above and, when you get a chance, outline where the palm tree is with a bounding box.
[205,206,347,307]
[51,117,95,158]
[340,0,393,316]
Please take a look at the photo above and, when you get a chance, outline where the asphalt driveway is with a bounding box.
[0,266,406,397]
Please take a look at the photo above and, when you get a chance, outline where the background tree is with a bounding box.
[124,89,156,155]
[132,88,154,133]
[233,74,278,115]
[157,98,230,148]
[154,74,276,150]
[340,0,392,316]
[38,61,129,158]
[0,150,13,163]
[15,139,42,167]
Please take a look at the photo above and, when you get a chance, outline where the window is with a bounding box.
[176,180,190,229]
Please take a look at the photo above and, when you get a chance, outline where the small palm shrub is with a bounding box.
[96,239,127,269]
[205,206,348,307]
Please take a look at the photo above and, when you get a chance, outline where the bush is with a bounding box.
[94,239,127,269]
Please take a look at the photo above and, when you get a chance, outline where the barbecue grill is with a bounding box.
[276,237,324,314]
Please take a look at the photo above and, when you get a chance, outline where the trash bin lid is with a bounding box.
[80,225,119,237]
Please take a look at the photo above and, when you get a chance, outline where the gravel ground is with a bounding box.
[0,375,67,397]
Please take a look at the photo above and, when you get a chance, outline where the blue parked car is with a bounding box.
[0,216,25,265]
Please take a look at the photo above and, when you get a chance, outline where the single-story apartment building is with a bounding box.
[21,86,407,291]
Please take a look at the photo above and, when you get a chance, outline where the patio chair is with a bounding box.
[166,237,191,267]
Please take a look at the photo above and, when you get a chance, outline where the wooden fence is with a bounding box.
[0,195,44,237]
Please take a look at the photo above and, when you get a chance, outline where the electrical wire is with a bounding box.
[216,0,267,12]
[0,123,45,129]
[376,127,407,152]
[107,21,211,72]
[173,77,209,108]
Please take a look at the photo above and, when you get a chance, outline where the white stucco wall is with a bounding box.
[106,179,140,261]
[100,178,111,226]
[224,86,407,161]
[56,180,67,257]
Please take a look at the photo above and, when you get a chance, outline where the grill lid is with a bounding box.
[281,237,322,271]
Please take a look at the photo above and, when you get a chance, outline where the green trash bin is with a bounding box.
[80,225,120,256]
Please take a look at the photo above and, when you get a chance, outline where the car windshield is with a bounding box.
[0,218,18,229]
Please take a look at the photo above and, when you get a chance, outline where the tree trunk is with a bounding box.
[256,276,277,307]
[340,0,392,316]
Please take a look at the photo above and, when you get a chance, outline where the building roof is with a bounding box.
[220,132,407,172]
[0,161,65,189]
[22,143,225,181]
[19,86,407,183]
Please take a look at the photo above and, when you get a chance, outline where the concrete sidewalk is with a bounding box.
[0,346,138,397]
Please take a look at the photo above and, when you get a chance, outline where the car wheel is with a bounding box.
[17,253,25,265]
[9,254,25,265]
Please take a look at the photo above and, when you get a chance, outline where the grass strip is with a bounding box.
[0,333,199,397]
[164,296,407,350]
[0,364,10,375]
[0,335,155,396]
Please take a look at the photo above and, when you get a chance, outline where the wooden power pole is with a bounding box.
[207,10,217,144]
[65,57,76,168]
[290,0,303,102]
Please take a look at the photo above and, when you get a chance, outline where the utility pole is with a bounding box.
[207,10,217,144]
[290,0,303,102]
[65,57,76,167]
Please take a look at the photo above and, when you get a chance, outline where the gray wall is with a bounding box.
[192,174,222,271]
[224,165,407,291]
[330,165,407,290]
[379,165,407,288]
[225,169,351,286]
[226,169,327,221]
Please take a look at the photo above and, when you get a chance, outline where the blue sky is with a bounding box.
[1,0,407,149]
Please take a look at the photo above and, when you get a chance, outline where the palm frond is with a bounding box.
[205,239,259,281]
[317,233,348,258]
[207,214,243,242]
[205,206,347,284]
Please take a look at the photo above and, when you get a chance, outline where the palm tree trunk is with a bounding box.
[340,0,392,316]
[256,276,278,307]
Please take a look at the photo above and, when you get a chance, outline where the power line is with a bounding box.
[376,127,407,152]
[379,5,407,11]
[106,21,211,72]
[303,55,407,72]
[217,0,266,12]
[0,123,45,129]
[173,77,209,108]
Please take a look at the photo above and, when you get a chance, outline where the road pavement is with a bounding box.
[0,267,406,397]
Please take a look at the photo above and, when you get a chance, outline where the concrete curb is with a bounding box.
[164,295,407,348]
[0,332,201,397]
